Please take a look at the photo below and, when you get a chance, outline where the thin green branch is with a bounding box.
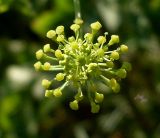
[73,0,81,19]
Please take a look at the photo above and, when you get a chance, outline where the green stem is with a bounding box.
[73,0,81,19]
[73,0,83,38]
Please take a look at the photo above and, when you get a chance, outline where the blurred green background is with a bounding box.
[0,0,160,138]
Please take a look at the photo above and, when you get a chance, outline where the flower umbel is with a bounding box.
[34,21,131,113]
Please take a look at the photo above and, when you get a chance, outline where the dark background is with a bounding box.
[0,0,160,138]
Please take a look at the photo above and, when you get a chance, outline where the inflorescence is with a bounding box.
[34,20,131,113]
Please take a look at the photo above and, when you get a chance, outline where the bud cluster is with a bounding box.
[34,20,131,113]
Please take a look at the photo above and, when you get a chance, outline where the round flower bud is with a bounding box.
[53,88,62,97]
[120,44,128,53]
[106,61,114,68]
[94,43,100,48]
[112,83,120,93]
[56,73,65,81]
[97,36,106,44]
[45,90,53,97]
[56,26,64,35]
[71,41,78,49]
[42,79,51,89]
[70,24,80,32]
[36,49,43,60]
[68,36,75,42]
[43,44,51,53]
[34,61,42,71]
[56,35,64,42]
[90,21,102,31]
[46,30,56,39]
[110,78,117,88]
[74,18,83,25]
[121,62,132,71]
[69,100,79,110]
[95,92,104,103]
[110,51,119,60]
[108,35,119,46]
[91,102,100,113]
[84,33,93,41]
[55,49,63,59]
[97,49,105,57]
[116,69,127,78]
[110,78,120,93]
[43,62,51,70]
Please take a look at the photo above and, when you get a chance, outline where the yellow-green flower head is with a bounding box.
[43,62,51,70]
[56,26,64,35]
[53,88,62,97]
[42,79,51,89]
[97,36,106,44]
[56,73,65,81]
[70,24,80,32]
[34,20,130,113]
[43,44,51,53]
[34,61,42,71]
[120,44,128,53]
[90,21,102,31]
[108,35,119,46]
[70,100,79,110]
[46,30,56,39]
[36,49,43,60]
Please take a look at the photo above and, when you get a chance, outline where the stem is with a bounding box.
[73,0,83,38]
[73,0,81,19]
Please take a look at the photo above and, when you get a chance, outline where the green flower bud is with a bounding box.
[110,78,117,88]
[94,43,100,48]
[112,83,120,93]
[97,49,105,57]
[43,62,51,70]
[91,102,100,113]
[122,62,132,71]
[108,35,119,46]
[120,44,128,53]
[110,78,120,93]
[34,61,42,71]
[95,92,104,103]
[53,88,62,97]
[36,49,43,60]
[45,90,53,97]
[42,79,51,89]
[69,100,79,110]
[56,35,65,42]
[71,41,78,49]
[74,18,83,25]
[68,36,75,42]
[110,51,119,60]
[56,73,65,81]
[84,33,93,41]
[56,26,64,35]
[70,24,80,32]
[97,36,106,44]
[46,30,56,39]
[43,44,51,53]
[116,69,127,78]
[106,61,114,68]
[90,21,102,31]
[55,49,63,59]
